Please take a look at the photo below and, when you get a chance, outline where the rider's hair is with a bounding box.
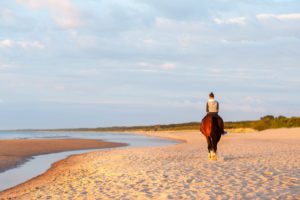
[209,92,214,98]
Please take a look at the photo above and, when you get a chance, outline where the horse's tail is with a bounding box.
[210,116,220,152]
[211,116,218,138]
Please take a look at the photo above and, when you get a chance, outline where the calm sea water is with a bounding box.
[0,131,177,191]
[0,131,176,147]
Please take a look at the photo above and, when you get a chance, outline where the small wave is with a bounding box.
[13,136,70,139]
[34,136,70,139]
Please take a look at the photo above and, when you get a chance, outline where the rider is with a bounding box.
[206,92,226,134]
[206,92,219,114]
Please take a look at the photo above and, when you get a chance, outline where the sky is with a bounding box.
[0,0,299,129]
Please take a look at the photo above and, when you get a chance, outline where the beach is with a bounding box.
[0,128,299,199]
[0,139,127,173]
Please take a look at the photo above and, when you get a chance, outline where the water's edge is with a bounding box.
[0,141,128,174]
[0,132,178,191]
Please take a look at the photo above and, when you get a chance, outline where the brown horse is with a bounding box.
[200,114,223,161]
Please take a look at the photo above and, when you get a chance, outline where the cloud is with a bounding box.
[213,17,247,25]
[223,103,265,113]
[75,69,100,76]
[143,39,156,46]
[138,62,154,68]
[0,8,14,19]
[0,39,14,48]
[53,84,65,91]
[18,41,45,49]
[256,13,300,21]
[155,17,205,31]
[0,62,12,70]
[0,39,45,49]
[137,62,176,71]
[68,30,97,48]
[161,62,176,70]
[17,0,83,28]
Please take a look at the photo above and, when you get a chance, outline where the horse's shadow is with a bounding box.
[221,154,258,161]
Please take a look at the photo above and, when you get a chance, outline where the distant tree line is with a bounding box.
[34,115,300,132]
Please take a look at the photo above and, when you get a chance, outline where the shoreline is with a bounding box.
[0,139,127,174]
[1,128,299,199]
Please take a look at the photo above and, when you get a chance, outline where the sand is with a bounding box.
[0,128,299,199]
[0,139,127,173]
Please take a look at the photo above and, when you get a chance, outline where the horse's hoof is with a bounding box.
[210,152,217,161]
[208,153,211,159]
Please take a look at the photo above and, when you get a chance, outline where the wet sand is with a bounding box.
[0,128,299,199]
[0,139,127,173]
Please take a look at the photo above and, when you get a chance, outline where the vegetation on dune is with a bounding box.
[225,115,300,131]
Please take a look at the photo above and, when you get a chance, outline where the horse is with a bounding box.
[200,114,223,161]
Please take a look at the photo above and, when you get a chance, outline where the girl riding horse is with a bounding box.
[200,92,225,161]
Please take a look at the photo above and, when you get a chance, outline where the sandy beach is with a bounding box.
[0,128,299,199]
[0,139,127,173]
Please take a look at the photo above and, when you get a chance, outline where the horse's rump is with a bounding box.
[200,114,223,138]
[200,114,212,137]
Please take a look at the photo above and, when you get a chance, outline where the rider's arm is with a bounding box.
[206,102,208,112]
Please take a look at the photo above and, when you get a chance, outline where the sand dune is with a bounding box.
[0,128,299,199]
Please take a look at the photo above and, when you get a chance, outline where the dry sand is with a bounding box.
[0,139,127,173]
[0,128,299,199]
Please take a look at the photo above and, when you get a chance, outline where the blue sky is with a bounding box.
[0,0,299,129]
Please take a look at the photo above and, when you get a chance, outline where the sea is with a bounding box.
[0,131,177,191]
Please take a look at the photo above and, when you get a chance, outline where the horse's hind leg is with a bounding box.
[213,132,221,157]
[210,136,218,161]
[206,137,213,159]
